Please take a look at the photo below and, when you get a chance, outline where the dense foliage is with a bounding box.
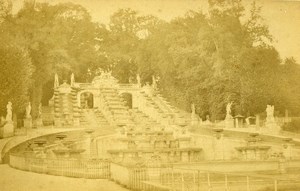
[0,0,300,122]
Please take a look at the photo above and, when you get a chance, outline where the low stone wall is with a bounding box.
[173,160,279,172]
[173,160,300,173]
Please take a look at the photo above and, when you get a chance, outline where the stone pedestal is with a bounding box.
[54,119,61,127]
[181,152,189,162]
[36,118,43,128]
[214,138,224,160]
[24,118,32,129]
[191,114,199,126]
[213,131,224,160]
[83,129,94,158]
[278,158,287,174]
[266,121,281,134]
[73,118,80,127]
[225,115,234,128]
[0,122,14,138]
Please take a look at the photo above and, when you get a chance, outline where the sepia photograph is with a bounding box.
[1,0,300,190]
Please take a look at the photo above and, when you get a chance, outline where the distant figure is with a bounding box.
[25,102,32,118]
[70,73,75,87]
[6,102,12,121]
[54,73,59,88]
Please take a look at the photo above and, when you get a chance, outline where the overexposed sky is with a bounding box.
[11,0,300,62]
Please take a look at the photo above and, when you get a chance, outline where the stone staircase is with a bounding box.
[139,90,190,127]
[94,109,110,126]
[100,88,135,126]
[130,108,164,130]
[79,109,109,128]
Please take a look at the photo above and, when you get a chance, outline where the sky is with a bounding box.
[11,0,300,62]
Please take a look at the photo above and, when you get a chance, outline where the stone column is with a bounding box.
[213,129,224,160]
[225,116,234,128]
[2,122,14,138]
[84,129,94,158]
[278,154,287,174]
[255,115,260,131]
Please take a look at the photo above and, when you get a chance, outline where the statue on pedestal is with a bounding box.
[265,105,281,133]
[70,73,75,87]
[266,105,275,123]
[25,102,32,119]
[191,103,198,125]
[54,73,59,88]
[224,102,234,128]
[226,102,233,117]
[6,102,12,122]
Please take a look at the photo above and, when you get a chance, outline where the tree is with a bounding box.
[136,0,281,120]
[278,58,300,116]
[0,0,12,23]
[0,43,34,117]
[4,2,107,118]
[104,9,163,83]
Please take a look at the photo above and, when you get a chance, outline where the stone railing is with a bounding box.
[9,154,110,179]
[118,83,139,89]
[111,162,300,191]
[110,162,157,191]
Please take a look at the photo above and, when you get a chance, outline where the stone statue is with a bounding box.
[38,103,42,118]
[266,105,274,117]
[245,117,250,125]
[136,74,141,87]
[25,102,32,118]
[128,76,134,84]
[95,67,103,75]
[206,115,210,121]
[266,105,275,123]
[191,103,195,115]
[152,75,157,89]
[87,68,92,76]
[6,102,12,122]
[54,73,59,88]
[70,73,75,87]
[226,102,233,116]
